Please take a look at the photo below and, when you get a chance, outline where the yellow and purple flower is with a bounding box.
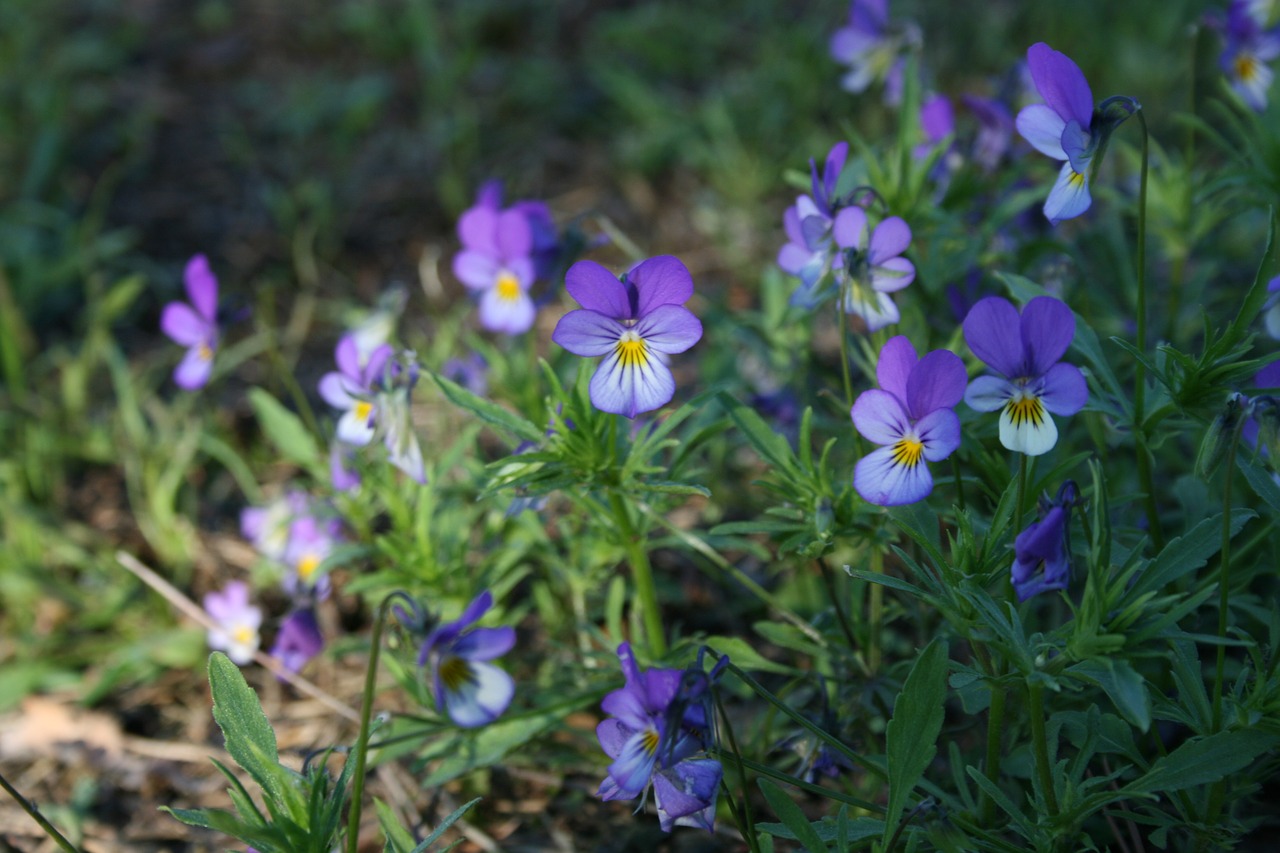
[829,0,917,95]
[319,334,394,446]
[1213,0,1280,111]
[453,184,542,335]
[160,255,220,390]
[1011,481,1078,601]
[1015,43,1098,223]
[963,296,1088,456]
[417,591,516,728]
[833,205,916,331]
[552,256,702,418]
[852,336,966,505]
[204,581,262,666]
[778,142,850,307]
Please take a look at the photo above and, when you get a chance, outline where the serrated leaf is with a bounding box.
[1067,658,1151,732]
[1129,509,1255,599]
[758,778,829,853]
[1123,730,1280,794]
[432,372,543,443]
[884,638,949,845]
[248,388,321,470]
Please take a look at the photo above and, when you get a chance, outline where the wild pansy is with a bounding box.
[417,590,515,728]
[319,334,394,446]
[833,206,916,331]
[829,0,916,95]
[375,353,428,484]
[282,513,341,598]
[453,183,544,335]
[1011,481,1078,601]
[1213,0,1280,111]
[596,643,724,833]
[160,254,220,390]
[329,441,361,493]
[963,296,1088,456]
[241,491,309,564]
[552,256,703,419]
[778,142,848,304]
[204,582,262,666]
[851,336,966,505]
[961,93,1015,172]
[270,607,324,675]
[1015,42,1138,223]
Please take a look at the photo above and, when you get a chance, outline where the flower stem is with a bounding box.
[346,596,390,853]
[867,548,885,672]
[837,305,856,414]
[975,643,1005,825]
[1028,680,1059,817]
[816,557,859,653]
[0,769,80,853]
[609,490,667,658]
[1014,453,1029,536]
[1212,426,1243,734]
[1133,108,1165,552]
[952,455,966,512]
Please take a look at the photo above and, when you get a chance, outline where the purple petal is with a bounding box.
[552,309,625,356]
[870,257,916,293]
[821,141,849,203]
[458,206,499,255]
[1060,120,1092,174]
[451,626,516,661]
[607,729,660,797]
[601,687,651,731]
[920,95,955,142]
[1044,162,1092,224]
[632,255,694,316]
[875,335,917,404]
[318,372,359,409]
[174,345,214,390]
[453,249,500,291]
[1020,296,1076,376]
[868,216,912,263]
[1038,362,1088,415]
[335,334,361,381]
[782,204,805,246]
[916,407,962,461]
[854,444,933,506]
[964,374,1017,412]
[833,206,868,251]
[654,759,721,832]
[362,344,394,387]
[589,346,676,418]
[1015,104,1068,160]
[851,389,911,445]
[161,302,208,346]
[634,304,702,354]
[566,260,632,318]
[1026,42,1094,129]
[454,591,493,632]
[778,242,813,276]
[906,349,967,418]
[1257,359,1280,389]
[963,297,1025,377]
[495,209,533,260]
[184,255,218,321]
[597,719,632,760]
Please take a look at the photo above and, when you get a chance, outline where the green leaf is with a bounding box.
[248,388,321,471]
[1129,509,1256,599]
[414,797,481,852]
[703,636,801,675]
[755,816,885,844]
[1239,453,1280,514]
[716,391,801,478]
[377,799,417,853]
[758,778,830,853]
[1066,658,1151,732]
[883,638,949,846]
[635,479,711,497]
[1224,208,1278,346]
[1123,730,1280,794]
[431,372,544,443]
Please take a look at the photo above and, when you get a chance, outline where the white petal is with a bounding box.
[998,398,1058,456]
[441,660,515,728]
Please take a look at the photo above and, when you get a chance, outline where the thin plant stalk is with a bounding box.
[1014,453,1030,536]
[837,302,856,414]
[816,556,859,652]
[0,769,80,853]
[868,548,885,671]
[976,642,1006,825]
[1212,425,1244,732]
[1132,109,1165,551]
[1028,680,1060,816]
[714,692,761,853]
[609,490,667,658]
[346,597,391,853]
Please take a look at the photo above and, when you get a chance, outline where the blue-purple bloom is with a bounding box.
[453,185,543,334]
[552,256,703,418]
[204,582,262,666]
[832,205,916,331]
[1214,0,1280,111]
[852,336,966,505]
[963,296,1088,456]
[160,255,220,390]
[319,334,395,446]
[962,94,1016,171]
[282,514,342,598]
[1012,481,1078,601]
[417,591,516,728]
[241,491,309,564]
[778,142,849,304]
[1015,43,1098,223]
[596,643,723,833]
[830,0,914,95]
[270,607,325,675]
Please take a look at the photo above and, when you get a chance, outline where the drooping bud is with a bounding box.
[1196,393,1248,478]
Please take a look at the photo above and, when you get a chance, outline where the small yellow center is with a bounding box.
[615,335,649,368]
[1006,394,1046,427]
[232,625,255,647]
[353,400,373,423]
[439,656,476,692]
[1236,53,1260,82]
[640,728,661,756]
[890,437,924,469]
[495,270,521,301]
[198,342,214,361]
[298,553,321,580]
[1067,169,1086,188]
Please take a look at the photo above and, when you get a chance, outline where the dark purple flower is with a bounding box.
[160,255,220,390]
[417,591,515,728]
[833,206,916,331]
[1011,481,1077,601]
[271,608,324,674]
[1015,43,1097,223]
[963,296,1088,456]
[552,256,702,418]
[852,336,966,505]
[204,582,262,665]
[319,334,394,446]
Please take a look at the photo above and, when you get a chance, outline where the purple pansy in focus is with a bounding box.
[417,591,515,728]
[833,206,916,331]
[319,334,394,446]
[271,607,324,675]
[160,255,220,390]
[204,581,262,665]
[453,186,539,334]
[552,256,703,418]
[963,296,1088,456]
[1011,481,1078,601]
[852,336,966,505]
[1015,43,1097,223]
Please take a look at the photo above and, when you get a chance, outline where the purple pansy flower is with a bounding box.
[282,514,342,597]
[1215,0,1280,111]
[204,582,262,666]
[830,0,911,95]
[270,607,325,675]
[832,206,916,331]
[1263,275,1280,338]
[160,255,220,390]
[852,336,966,505]
[1011,481,1078,601]
[441,352,490,397]
[552,256,703,418]
[778,142,849,304]
[962,94,1015,171]
[1015,43,1098,223]
[319,334,395,446]
[963,296,1088,456]
[417,591,516,728]
[453,187,539,335]
[377,355,428,484]
[241,491,309,564]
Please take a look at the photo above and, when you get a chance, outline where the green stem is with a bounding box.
[714,692,760,853]
[1028,680,1059,817]
[1133,108,1165,552]
[837,305,856,414]
[976,643,1006,825]
[346,597,390,853]
[817,557,859,653]
[609,490,666,658]
[1014,453,1030,536]
[1212,425,1244,730]
[868,548,885,671]
[0,769,81,853]
[952,455,966,512]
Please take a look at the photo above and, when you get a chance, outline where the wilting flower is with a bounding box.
[453,185,540,334]
[852,336,966,505]
[778,142,849,304]
[963,296,1088,456]
[1214,0,1280,111]
[417,591,515,728]
[375,354,428,484]
[1263,275,1280,338]
[319,334,394,446]
[830,0,915,95]
[270,607,324,674]
[552,256,703,418]
[1012,481,1078,601]
[834,207,916,332]
[596,643,724,833]
[160,255,220,390]
[204,582,262,665]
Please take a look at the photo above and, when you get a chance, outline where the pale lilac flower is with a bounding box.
[962,94,1015,171]
[283,514,342,597]
[1215,0,1280,111]
[160,255,220,390]
[453,187,539,335]
[241,491,309,563]
[318,334,394,446]
[552,256,702,418]
[830,0,909,94]
[1015,43,1098,223]
[204,582,262,665]
[417,591,516,728]
[832,206,916,331]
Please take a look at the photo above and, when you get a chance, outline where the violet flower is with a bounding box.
[830,0,907,94]
[1216,0,1280,111]
[1015,43,1098,223]
[318,334,394,446]
[453,187,539,335]
[852,336,966,505]
[329,441,361,493]
[241,491,309,563]
[282,514,341,598]
[204,582,262,665]
[962,94,1015,171]
[160,255,220,390]
[1011,481,1078,601]
[833,205,916,331]
[778,142,848,305]
[270,607,324,674]
[376,354,428,484]
[552,256,702,418]
[963,296,1088,456]
[417,591,515,728]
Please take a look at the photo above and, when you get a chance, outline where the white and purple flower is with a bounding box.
[778,142,848,305]
[1015,43,1098,224]
[1215,0,1280,111]
[833,206,916,331]
[160,255,220,390]
[204,581,262,666]
[453,186,540,335]
[318,334,394,446]
[830,0,915,95]
[417,591,516,728]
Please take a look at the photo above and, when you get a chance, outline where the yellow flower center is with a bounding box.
[298,553,321,580]
[438,656,476,692]
[1006,394,1046,427]
[198,342,214,361]
[495,270,521,301]
[232,625,255,647]
[1067,169,1086,188]
[640,728,661,755]
[353,400,373,423]
[1236,53,1260,82]
[890,437,924,469]
[615,334,649,368]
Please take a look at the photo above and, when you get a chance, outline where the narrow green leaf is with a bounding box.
[636,480,712,497]
[1066,658,1151,732]
[1123,730,1280,794]
[431,372,544,443]
[755,816,885,844]
[716,391,801,478]
[248,388,321,470]
[1129,509,1255,598]
[1224,207,1278,346]
[758,778,830,853]
[413,797,481,852]
[704,636,802,675]
[377,799,417,853]
[883,638,949,846]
